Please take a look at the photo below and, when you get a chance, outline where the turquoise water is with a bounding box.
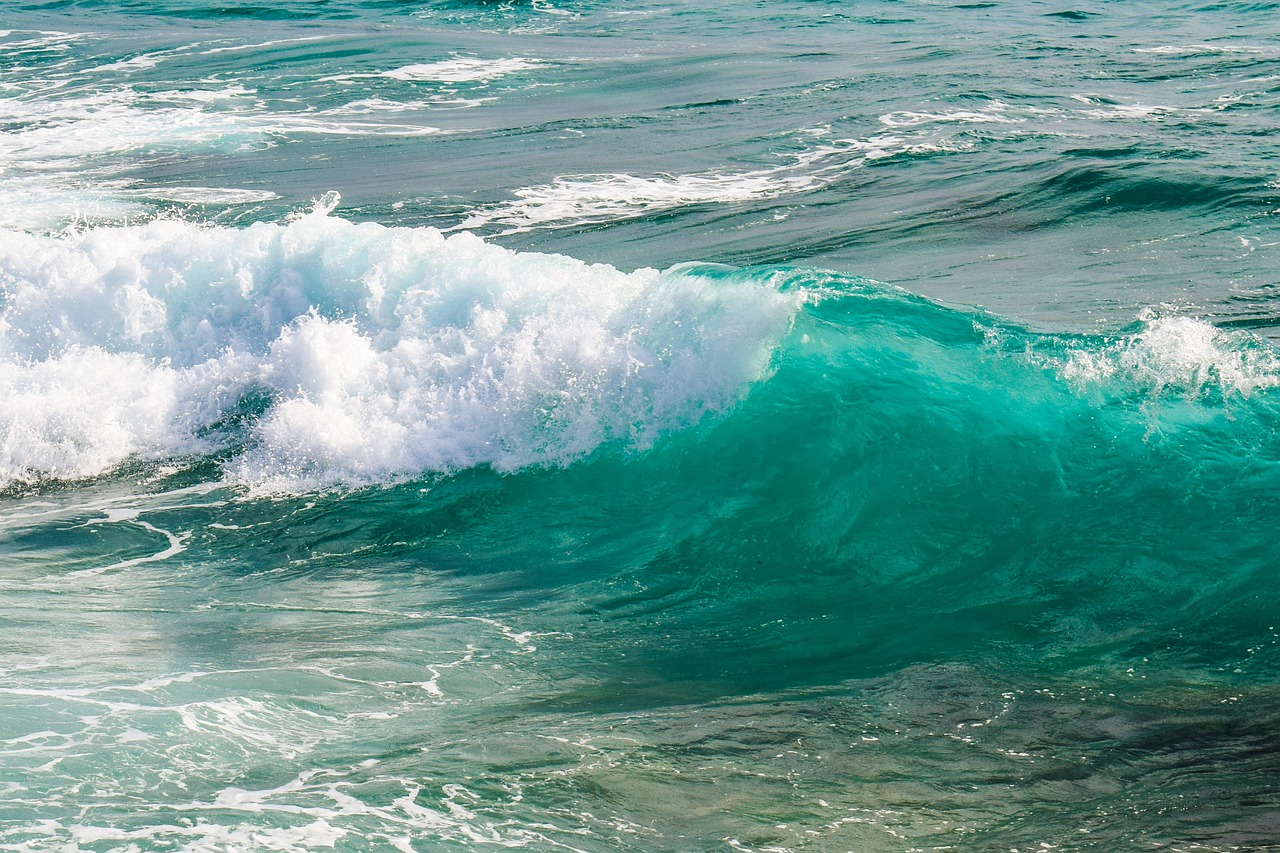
[3,1,1280,850]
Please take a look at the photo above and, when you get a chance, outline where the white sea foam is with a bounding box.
[201,35,335,55]
[454,135,929,234]
[0,204,799,489]
[1135,44,1280,57]
[877,107,1024,128]
[381,57,543,83]
[0,88,440,158]
[1,767,559,851]
[454,169,822,233]
[1061,314,1280,399]
[0,31,86,52]
[0,349,188,483]
[123,186,281,205]
[0,86,438,229]
[1079,103,1178,120]
[320,95,495,115]
[316,56,543,87]
[87,53,166,73]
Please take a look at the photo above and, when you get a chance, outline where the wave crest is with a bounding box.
[0,211,799,489]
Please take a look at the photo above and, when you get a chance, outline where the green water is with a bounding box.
[4,0,1280,848]
[4,264,1280,848]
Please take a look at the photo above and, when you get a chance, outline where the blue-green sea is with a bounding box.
[3,1,1280,850]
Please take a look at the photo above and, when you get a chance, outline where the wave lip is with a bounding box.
[0,206,799,490]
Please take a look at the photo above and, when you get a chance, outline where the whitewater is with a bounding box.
[3,1,1280,851]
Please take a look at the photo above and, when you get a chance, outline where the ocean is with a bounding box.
[2,0,1279,849]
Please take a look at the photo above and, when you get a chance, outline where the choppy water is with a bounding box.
[2,1,1280,850]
